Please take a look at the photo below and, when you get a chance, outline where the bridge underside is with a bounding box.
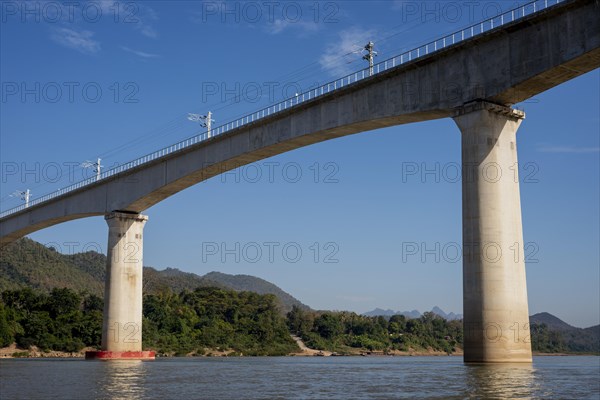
[1,0,598,245]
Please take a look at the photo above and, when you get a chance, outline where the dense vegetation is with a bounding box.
[1,288,597,356]
[142,287,297,356]
[287,306,463,354]
[530,322,566,353]
[530,322,599,354]
[0,287,297,356]
[288,307,599,354]
[0,288,103,352]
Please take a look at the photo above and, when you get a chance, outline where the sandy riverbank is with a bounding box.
[0,344,464,359]
[0,343,97,358]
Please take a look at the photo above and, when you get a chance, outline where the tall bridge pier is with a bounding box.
[454,101,532,362]
[85,212,154,360]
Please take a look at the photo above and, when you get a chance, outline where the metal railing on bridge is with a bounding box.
[0,0,566,219]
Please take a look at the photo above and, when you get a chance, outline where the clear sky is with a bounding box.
[1,1,598,327]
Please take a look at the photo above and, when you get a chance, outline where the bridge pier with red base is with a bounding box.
[85,212,154,361]
[454,101,532,363]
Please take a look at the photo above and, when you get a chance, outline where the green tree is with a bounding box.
[48,288,82,318]
[0,301,15,347]
[286,305,314,335]
[314,313,343,339]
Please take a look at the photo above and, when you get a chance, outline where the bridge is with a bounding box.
[1,0,598,362]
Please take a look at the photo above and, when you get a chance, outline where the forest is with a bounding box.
[0,287,595,356]
[287,305,462,354]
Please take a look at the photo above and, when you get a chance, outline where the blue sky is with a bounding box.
[1,1,598,327]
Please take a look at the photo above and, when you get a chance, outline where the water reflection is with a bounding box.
[465,363,538,399]
[99,361,148,400]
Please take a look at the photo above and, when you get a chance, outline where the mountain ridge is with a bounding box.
[0,238,308,313]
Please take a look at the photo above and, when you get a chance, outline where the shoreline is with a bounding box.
[0,342,465,359]
[2,345,596,359]
[0,350,462,359]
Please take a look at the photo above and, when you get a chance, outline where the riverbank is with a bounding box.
[4,344,593,359]
[0,342,463,359]
[0,343,97,358]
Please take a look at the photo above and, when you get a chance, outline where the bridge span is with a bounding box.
[1,0,599,362]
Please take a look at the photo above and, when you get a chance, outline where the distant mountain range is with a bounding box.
[0,238,308,313]
[363,307,463,320]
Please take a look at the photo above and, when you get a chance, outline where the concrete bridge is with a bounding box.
[1,0,599,362]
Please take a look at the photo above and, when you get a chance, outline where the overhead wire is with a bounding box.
[2,7,460,207]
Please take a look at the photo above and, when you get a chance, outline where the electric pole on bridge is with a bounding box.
[188,111,215,138]
[81,158,102,181]
[363,41,377,76]
[11,189,30,208]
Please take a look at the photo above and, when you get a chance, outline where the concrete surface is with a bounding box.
[454,101,532,362]
[100,212,148,354]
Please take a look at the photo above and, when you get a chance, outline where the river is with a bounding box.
[1,356,598,399]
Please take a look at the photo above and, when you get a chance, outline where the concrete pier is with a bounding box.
[454,101,532,363]
[85,212,154,360]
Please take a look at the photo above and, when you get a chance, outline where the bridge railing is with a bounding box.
[0,0,566,219]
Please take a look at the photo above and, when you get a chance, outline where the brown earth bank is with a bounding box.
[532,352,599,356]
[0,343,464,359]
[3,344,594,359]
[0,343,97,358]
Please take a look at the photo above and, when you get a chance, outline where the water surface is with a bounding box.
[1,356,598,399]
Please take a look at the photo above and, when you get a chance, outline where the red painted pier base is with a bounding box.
[85,351,155,360]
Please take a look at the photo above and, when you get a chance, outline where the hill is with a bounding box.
[203,272,308,312]
[363,308,397,317]
[0,238,308,312]
[530,312,599,353]
[0,238,104,295]
[529,312,582,332]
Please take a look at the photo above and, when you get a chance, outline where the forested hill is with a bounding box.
[530,313,599,353]
[203,272,308,313]
[0,238,308,312]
